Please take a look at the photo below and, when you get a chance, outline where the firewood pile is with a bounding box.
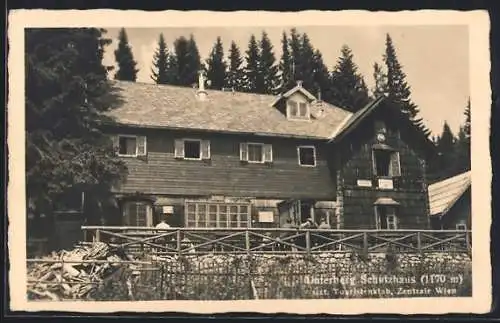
[27,242,139,301]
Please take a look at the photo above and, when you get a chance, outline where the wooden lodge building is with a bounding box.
[428,171,472,230]
[100,73,437,231]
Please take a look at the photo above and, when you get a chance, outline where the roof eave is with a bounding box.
[101,121,329,141]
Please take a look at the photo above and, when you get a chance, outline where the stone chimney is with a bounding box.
[197,70,208,101]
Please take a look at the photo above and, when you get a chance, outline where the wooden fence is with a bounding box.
[82,226,472,256]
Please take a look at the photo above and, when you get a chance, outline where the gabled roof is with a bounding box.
[328,95,437,157]
[270,82,317,107]
[428,171,471,217]
[105,81,352,140]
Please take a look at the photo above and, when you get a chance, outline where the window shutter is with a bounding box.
[201,140,211,159]
[390,152,401,177]
[371,150,377,176]
[111,135,119,153]
[174,139,184,158]
[137,136,147,156]
[240,143,248,161]
[263,144,273,163]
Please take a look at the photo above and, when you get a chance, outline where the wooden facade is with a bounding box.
[335,107,431,230]
[103,79,438,230]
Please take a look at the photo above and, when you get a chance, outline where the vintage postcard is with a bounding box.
[7,9,492,314]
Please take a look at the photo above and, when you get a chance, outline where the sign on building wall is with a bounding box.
[258,211,274,223]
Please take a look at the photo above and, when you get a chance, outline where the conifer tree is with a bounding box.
[26,28,127,221]
[243,34,260,92]
[174,34,202,86]
[311,49,331,100]
[297,33,316,91]
[329,45,370,112]
[428,122,457,181]
[278,31,294,92]
[150,33,171,84]
[372,62,388,98]
[463,98,471,139]
[383,33,431,136]
[258,31,279,94]
[205,36,227,90]
[113,28,139,81]
[454,99,471,173]
[225,41,245,91]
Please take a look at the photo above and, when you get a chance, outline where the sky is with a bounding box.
[102,26,470,137]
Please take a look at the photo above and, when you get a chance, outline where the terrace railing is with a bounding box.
[81,226,472,256]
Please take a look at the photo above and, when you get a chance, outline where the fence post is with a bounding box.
[176,229,181,257]
[245,230,250,255]
[417,231,422,254]
[363,231,368,256]
[306,230,311,256]
[465,230,471,253]
[95,229,100,242]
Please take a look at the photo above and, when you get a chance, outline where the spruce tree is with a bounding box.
[432,122,457,180]
[113,28,139,81]
[243,34,260,92]
[311,49,331,100]
[329,45,370,112]
[383,34,431,136]
[258,31,279,94]
[205,36,227,90]
[174,34,201,86]
[454,99,471,173]
[225,41,245,91]
[278,31,294,92]
[297,33,316,91]
[464,98,471,139]
[150,33,171,84]
[372,62,388,98]
[26,28,127,222]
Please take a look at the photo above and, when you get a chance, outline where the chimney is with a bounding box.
[317,89,322,101]
[197,70,208,101]
[296,80,303,87]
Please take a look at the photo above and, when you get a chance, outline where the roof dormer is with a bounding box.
[270,80,317,121]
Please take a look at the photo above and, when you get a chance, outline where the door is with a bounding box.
[278,199,301,227]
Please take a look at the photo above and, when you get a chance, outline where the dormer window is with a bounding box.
[287,100,310,120]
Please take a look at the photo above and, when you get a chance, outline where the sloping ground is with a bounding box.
[27,243,472,301]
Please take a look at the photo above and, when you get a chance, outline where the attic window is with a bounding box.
[287,100,310,120]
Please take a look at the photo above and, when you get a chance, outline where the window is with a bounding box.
[287,99,310,120]
[299,102,308,117]
[298,146,316,166]
[123,202,152,226]
[185,201,250,228]
[456,223,467,231]
[372,149,401,177]
[374,120,387,134]
[175,139,210,160]
[240,143,273,163]
[116,135,147,157]
[375,206,398,230]
[184,140,201,159]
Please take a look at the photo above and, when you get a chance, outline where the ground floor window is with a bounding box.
[375,205,398,230]
[456,223,467,230]
[123,201,152,226]
[185,201,251,228]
